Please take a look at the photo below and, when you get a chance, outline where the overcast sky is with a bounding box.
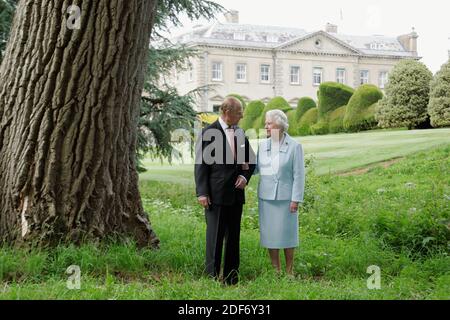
[171,0,450,73]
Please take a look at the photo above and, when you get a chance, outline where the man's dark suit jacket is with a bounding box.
[195,120,256,206]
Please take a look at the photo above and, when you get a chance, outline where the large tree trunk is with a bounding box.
[0,0,159,248]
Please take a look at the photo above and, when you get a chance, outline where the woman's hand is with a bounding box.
[290,202,299,213]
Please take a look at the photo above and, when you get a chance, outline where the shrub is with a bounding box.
[239,100,265,131]
[310,120,329,135]
[428,60,450,127]
[356,103,379,131]
[296,97,317,121]
[253,115,264,131]
[197,113,219,126]
[226,93,246,109]
[297,108,318,136]
[257,96,293,128]
[343,84,383,132]
[265,96,292,112]
[317,82,354,119]
[328,106,347,133]
[286,110,298,136]
[376,60,433,129]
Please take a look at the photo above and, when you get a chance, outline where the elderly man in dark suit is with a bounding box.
[195,97,256,285]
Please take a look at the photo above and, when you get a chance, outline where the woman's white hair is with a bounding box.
[266,109,289,132]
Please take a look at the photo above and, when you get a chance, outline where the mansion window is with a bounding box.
[360,70,369,85]
[212,62,223,81]
[236,63,247,82]
[213,105,221,113]
[379,71,389,89]
[313,67,323,86]
[290,66,301,85]
[336,68,346,84]
[260,64,271,83]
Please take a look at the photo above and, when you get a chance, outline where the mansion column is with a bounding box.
[273,51,284,97]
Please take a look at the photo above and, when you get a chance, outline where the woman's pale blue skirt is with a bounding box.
[258,198,299,249]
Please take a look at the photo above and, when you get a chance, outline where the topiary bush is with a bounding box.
[317,82,354,119]
[258,96,293,128]
[297,108,318,136]
[328,106,347,133]
[357,103,379,131]
[310,120,329,135]
[343,84,383,132]
[265,96,292,112]
[286,110,298,136]
[428,60,450,128]
[296,97,317,121]
[239,100,265,131]
[253,115,264,131]
[376,60,433,129]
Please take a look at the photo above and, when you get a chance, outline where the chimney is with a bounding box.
[325,23,338,34]
[398,27,419,57]
[224,10,239,24]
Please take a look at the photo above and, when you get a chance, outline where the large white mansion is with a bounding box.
[167,11,420,112]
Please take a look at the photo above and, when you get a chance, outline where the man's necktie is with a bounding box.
[225,126,236,160]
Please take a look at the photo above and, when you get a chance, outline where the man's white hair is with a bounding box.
[266,109,289,132]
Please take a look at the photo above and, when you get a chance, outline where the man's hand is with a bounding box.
[290,202,299,213]
[235,176,247,190]
[198,196,211,209]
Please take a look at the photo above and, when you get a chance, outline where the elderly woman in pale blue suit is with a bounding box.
[256,109,305,275]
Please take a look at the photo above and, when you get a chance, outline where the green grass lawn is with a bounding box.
[0,136,449,300]
[140,128,450,183]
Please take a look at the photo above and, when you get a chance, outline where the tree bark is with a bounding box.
[0,0,160,248]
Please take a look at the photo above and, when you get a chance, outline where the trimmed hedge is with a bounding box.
[428,60,450,127]
[343,84,383,132]
[317,82,354,119]
[357,103,379,131]
[265,96,292,112]
[286,110,297,136]
[296,97,317,121]
[328,106,347,133]
[240,100,265,131]
[253,115,264,131]
[297,107,318,136]
[310,120,329,135]
[257,96,293,129]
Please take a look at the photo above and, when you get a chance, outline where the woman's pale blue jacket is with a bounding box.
[255,133,305,202]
